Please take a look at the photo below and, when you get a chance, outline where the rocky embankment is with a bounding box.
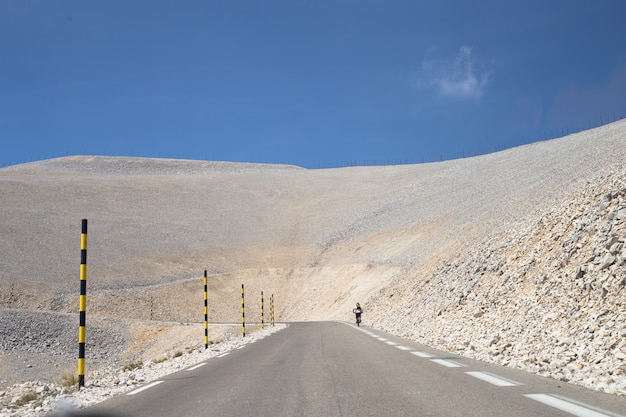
[372,169,626,395]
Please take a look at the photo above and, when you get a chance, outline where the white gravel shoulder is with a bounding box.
[1,324,287,417]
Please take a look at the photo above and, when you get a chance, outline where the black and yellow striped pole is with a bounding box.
[271,294,275,326]
[261,291,265,329]
[204,270,208,349]
[241,284,245,337]
[78,219,87,389]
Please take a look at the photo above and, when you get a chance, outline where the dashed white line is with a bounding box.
[353,322,623,417]
[431,359,466,368]
[465,371,521,387]
[524,394,622,417]
[411,351,435,358]
[127,381,163,396]
[217,352,230,358]
[187,363,206,371]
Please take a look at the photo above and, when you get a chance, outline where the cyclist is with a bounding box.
[353,302,363,326]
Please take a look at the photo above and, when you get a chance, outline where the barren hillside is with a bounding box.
[1,119,625,395]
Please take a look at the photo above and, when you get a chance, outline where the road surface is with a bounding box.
[83,322,626,417]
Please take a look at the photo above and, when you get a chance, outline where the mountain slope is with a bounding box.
[0,119,625,394]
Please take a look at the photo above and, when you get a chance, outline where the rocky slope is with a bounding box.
[370,168,626,394]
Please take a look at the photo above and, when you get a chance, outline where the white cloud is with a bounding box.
[417,46,491,99]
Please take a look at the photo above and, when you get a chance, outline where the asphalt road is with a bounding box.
[83,322,625,417]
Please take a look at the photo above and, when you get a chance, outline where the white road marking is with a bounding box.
[465,371,521,387]
[551,395,626,417]
[411,351,435,358]
[431,359,466,368]
[217,352,230,358]
[127,381,163,396]
[385,341,399,346]
[524,394,622,417]
[395,345,412,351]
[376,337,389,341]
[187,363,206,371]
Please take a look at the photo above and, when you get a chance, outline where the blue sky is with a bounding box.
[2,1,626,169]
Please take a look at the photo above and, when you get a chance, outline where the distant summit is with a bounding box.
[0,155,305,175]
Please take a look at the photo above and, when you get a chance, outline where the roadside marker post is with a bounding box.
[241,284,245,337]
[78,219,87,389]
[261,291,265,329]
[204,270,208,349]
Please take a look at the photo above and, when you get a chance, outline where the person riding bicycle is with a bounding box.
[353,302,363,326]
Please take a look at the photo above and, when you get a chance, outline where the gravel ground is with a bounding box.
[1,120,625,413]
